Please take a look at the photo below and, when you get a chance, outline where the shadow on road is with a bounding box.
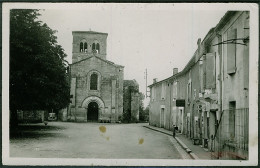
[10,123,66,139]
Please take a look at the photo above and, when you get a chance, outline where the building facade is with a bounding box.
[148,11,249,160]
[68,31,124,123]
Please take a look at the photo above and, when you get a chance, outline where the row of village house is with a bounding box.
[148,11,249,160]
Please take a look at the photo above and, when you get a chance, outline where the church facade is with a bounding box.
[68,31,124,122]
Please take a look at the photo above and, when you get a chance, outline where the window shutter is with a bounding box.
[187,84,189,102]
[190,82,192,100]
[203,55,206,89]
[161,83,165,99]
[199,59,204,92]
[205,53,216,89]
[152,87,154,101]
[173,82,177,99]
[227,28,237,74]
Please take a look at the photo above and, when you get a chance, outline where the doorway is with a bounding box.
[87,102,99,122]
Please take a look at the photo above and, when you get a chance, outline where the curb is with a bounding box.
[143,125,199,160]
[143,125,172,136]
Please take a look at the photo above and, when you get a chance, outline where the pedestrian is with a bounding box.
[173,126,176,138]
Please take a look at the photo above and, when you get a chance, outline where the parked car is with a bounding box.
[48,112,57,121]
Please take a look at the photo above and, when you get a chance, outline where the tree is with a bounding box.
[138,93,148,122]
[140,106,149,122]
[10,9,70,127]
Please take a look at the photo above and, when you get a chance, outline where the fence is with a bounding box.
[212,108,249,160]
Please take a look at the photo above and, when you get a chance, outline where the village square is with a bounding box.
[4,3,258,166]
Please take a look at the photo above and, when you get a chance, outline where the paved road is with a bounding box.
[10,122,185,159]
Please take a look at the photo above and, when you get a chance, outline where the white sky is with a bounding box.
[35,3,251,107]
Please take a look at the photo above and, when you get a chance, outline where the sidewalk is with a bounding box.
[144,125,212,160]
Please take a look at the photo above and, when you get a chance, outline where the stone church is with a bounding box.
[68,31,124,122]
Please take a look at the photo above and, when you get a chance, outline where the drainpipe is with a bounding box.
[169,80,172,130]
[218,33,223,159]
[218,33,223,125]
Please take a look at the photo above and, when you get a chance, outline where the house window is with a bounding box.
[187,82,192,103]
[227,28,237,75]
[80,42,83,52]
[152,87,156,101]
[199,58,204,92]
[90,73,98,90]
[205,53,216,89]
[173,82,178,99]
[161,83,166,100]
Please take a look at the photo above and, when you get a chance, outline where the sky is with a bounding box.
[36,3,232,107]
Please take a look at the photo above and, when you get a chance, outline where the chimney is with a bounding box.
[153,78,157,84]
[173,68,178,75]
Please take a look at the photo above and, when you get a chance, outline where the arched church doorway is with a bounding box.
[87,102,99,122]
[82,96,105,122]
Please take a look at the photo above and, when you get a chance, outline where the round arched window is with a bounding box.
[90,73,98,90]
[84,42,88,53]
[80,42,83,52]
[92,43,96,52]
[96,43,100,53]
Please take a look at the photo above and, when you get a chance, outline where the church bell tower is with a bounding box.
[72,31,108,63]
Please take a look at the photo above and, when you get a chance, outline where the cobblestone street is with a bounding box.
[10,122,189,159]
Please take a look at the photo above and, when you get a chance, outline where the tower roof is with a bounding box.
[72,31,108,35]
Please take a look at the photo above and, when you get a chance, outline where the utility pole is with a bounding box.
[144,68,150,98]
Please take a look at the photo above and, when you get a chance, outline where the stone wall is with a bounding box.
[69,56,124,122]
[17,110,45,123]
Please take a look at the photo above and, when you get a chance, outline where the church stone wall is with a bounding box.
[69,31,124,123]
[69,56,124,122]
